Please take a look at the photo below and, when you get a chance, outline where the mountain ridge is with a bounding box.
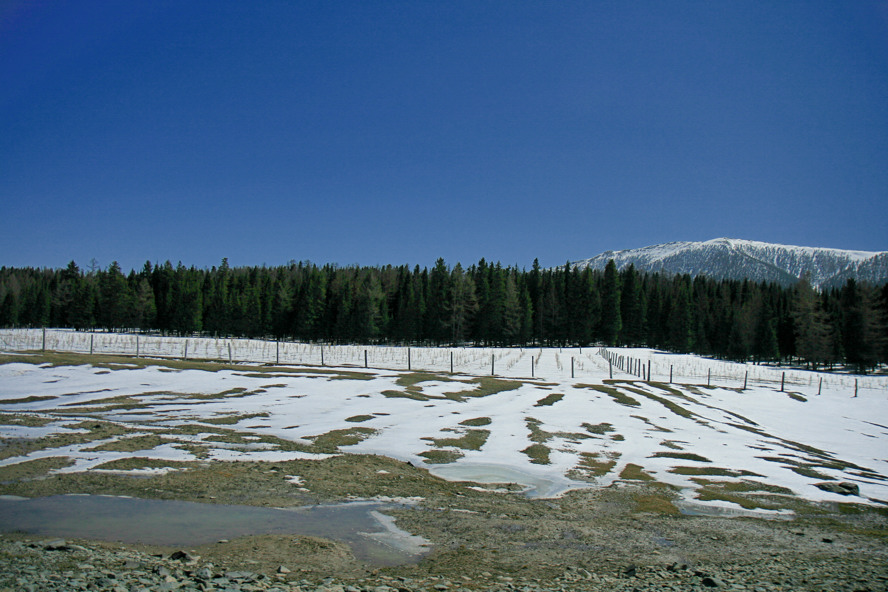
[572,238,888,288]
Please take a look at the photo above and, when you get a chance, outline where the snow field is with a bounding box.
[1,329,887,510]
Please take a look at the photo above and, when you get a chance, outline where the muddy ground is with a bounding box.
[2,452,887,589]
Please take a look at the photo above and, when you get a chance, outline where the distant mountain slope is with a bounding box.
[572,238,888,288]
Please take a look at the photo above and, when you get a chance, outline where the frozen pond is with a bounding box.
[0,495,430,566]
[428,463,592,498]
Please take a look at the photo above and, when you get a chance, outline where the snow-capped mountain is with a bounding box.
[572,238,888,288]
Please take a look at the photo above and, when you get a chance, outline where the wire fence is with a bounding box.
[1,328,885,396]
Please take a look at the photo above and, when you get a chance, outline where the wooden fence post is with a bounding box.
[450,351,453,374]
[491,354,495,376]
[136,335,140,358]
[42,327,46,352]
[228,342,232,364]
[571,357,575,379]
[408,347,411,371]
[780,372,785,392]
[364,349,368,368]
[321,346,324,366]
[669,365,673,384]
[743,371,748,390]
[276,340,280,365]
[531,356,535,378]
[90,333,94,356]
[184,341,188,360]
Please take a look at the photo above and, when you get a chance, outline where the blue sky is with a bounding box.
[2,1,886,273]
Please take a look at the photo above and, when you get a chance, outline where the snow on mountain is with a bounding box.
[572,238,888,288]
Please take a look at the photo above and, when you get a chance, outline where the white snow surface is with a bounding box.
[1,330,887,510]
[572,237,887,287]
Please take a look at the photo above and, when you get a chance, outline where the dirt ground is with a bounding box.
[2,452,887,587]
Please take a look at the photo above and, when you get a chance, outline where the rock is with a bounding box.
[815,481,860,496]
[169,550,199,563]
[702,576,724,587]
[44,539,69,551]
[277,565,291,574]
[623,565,637,577]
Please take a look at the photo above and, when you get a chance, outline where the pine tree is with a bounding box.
[792,274,830,369]
[600,260,622,346]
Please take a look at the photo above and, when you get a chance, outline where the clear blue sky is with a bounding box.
[2,1,886,273]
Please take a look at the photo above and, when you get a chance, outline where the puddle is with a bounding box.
[427,463,591,498]
[0,495,430,566]
[676,500,794,520]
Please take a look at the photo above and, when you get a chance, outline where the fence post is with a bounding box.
[228,342,232,364]
[184,341,188,360]
[780,372,785,392]
[743,371,748,390]
[818,377,822,396]
[531,355,535,378]
[854,379,858,398]
[647,360,651,382]
[609,359,613,379]
[136,335,140,358]
[707,369,711,387]
[408,347,411,371]
[42,327,46,352]
[364,349,368,368]
[276,340,280,365]
[90,334,94,356]
[669,365,673,384]
[571,357,575,379]
[491,353,495,376]
[450,351,453,374]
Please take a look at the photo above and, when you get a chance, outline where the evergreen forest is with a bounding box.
[1,258,886,373]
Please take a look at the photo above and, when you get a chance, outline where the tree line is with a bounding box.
[1,258,886,372]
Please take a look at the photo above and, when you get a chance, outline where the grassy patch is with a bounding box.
[202,412,270,425]
[306,427,377,453]
[381,389,428,401]
[692,478,794,495]
[669,466,764,478]
[659,440,685,450]
[620,463,655,481]
[525,417,589,444]
[345,415,375,423]
[0,395,58,404]
[0,456,74,481]
[578,384,640,407]
[651,451,711,463]
[0,413,55,427]
[84,434,171,452]
[459,417,491,427]
[57,394,151,413]
[534,393,564,407]
[91,457,194,471]
[419,449,463,464]
[630,415,673,433]
[431,429,490,451]
[581,422,614,436]
[396,372,458,389]
[787,392,807,402]
[445,377,523,401]
[571,452,618,478]
[633,493,680,515]
[521,443,551,465]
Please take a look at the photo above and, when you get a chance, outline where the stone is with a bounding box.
[277,565,291,574]
[701,576,724,587]
[815,481,859,496]
[170,550,199,563]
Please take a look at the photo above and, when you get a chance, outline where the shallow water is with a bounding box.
[427,463,591,498]
[0,495,430,565]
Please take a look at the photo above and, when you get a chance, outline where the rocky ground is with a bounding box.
[1,454,887,592]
